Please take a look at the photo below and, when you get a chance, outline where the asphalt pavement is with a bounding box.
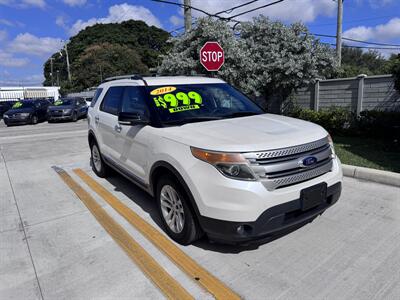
[0,119,399,300]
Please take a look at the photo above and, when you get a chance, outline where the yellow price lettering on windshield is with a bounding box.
[54,100,63,106]
[13,102,22,108]
[153,91,202,113]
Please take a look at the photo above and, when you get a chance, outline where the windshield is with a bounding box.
[12,101,34,109]
[147,83,264,125]
[53,99,74,106]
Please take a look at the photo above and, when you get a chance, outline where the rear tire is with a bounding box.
[156,176,202,245]
[90,142,109,178]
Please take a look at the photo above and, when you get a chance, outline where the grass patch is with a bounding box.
[333,136,400,173]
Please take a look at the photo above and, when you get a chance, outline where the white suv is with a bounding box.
[88,75,342,245]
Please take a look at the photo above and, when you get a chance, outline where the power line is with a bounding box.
[329,43,400,50]
[223,0,285,20]
[151,0,213,17]
[312,33,400,47]
[311,15,398,28]
[214,0,261,16]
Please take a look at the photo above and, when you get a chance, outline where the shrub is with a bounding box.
[287,107,400,141]
[357,110,400,140]
[288,106,352,135]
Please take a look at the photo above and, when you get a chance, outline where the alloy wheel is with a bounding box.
[160,185,185,234]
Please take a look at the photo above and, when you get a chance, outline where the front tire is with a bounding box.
[90,142,109,178]
[156,176,202,245]
[72,112,78,122]
[31,115,38,124]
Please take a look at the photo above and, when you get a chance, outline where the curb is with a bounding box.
[342,164,400,188]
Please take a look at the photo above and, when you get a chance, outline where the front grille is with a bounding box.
[243,137,333,190]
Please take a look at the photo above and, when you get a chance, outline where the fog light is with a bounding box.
[237,225,245,234]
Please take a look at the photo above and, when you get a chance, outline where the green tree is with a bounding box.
[339,46,387,77]
[43,20,169,91]
[387,54,400,92]
[157,17,337,102]
[71,43,149,92]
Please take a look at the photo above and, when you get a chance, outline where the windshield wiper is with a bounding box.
[222,111,262,118]
[163,116,222,125]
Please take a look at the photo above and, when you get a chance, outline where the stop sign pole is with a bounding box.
[200,41,225,72]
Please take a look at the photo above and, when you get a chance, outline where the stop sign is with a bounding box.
[200,41,224,71]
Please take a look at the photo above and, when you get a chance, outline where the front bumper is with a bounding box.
[48,114,73,121]
[198,182,341,243]
[4,117,30,125]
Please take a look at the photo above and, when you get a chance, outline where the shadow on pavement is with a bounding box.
[104,172,314,254]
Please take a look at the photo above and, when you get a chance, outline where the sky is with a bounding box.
[0,0,399,86]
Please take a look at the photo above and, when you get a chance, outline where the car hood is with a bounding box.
[48,105,73,110]
[159,114,328,152]
[5,108,34,115]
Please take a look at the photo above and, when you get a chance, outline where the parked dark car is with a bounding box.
[3,99,50,126]
[47,98,88,122]
[0,101,16,118]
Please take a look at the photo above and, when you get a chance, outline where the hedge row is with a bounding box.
[287,107,400,140]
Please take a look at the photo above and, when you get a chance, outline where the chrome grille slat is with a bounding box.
[261,161,333,190]
[243,137,329,160]
[244,137,333,190]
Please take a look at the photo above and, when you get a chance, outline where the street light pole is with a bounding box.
[336,0,343,67]
[184,0,192,32]
[50,57,54,86]
[64,42,72,83]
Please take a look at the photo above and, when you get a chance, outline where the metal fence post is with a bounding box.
[357,74,367,116]
[314,78,320,111]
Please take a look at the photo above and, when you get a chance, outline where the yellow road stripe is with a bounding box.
[74,168,241,300]
[54,167,193,300]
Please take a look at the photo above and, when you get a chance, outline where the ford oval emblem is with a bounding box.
[299,156,317,168]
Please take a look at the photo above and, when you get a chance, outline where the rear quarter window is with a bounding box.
[90,88,104,108]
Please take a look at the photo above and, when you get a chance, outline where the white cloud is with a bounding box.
[8,33,63,56]
[0,0,46,8]
[344,18,400,42]
[169,15,183,27]
[56,15,68,29]
[63,0,86,7]
[190,0,336,23]
[0,73,44,86]
[21,0,45,8]
[0,50,29,67]
[0,18,24,27]
[69,3,162,35]
[0,30,7,41]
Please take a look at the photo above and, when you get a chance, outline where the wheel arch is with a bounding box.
[150,161,202,221]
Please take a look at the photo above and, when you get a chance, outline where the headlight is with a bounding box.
[19,113,30,117]
[327,134,336,157]
[63,109,72,114]
[191,147,256,181]
[3,114,9,118]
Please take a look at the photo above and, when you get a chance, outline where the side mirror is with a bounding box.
[118,112,149,126]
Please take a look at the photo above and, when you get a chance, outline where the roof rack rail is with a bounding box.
[102,74,149,86]
[103,74,143,82]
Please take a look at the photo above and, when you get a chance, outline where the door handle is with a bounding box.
[114,124,122,133]
[95,116,99,124]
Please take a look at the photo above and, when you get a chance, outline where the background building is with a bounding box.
[0,86,60,102]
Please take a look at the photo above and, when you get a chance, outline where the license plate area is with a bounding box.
[300,183,327,211]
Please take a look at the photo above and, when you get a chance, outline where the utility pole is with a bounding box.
[64,42,72,83]
[50,57,54,86]
[184,0,192,32]
[56,70,60,86]
[336,0,343,67]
